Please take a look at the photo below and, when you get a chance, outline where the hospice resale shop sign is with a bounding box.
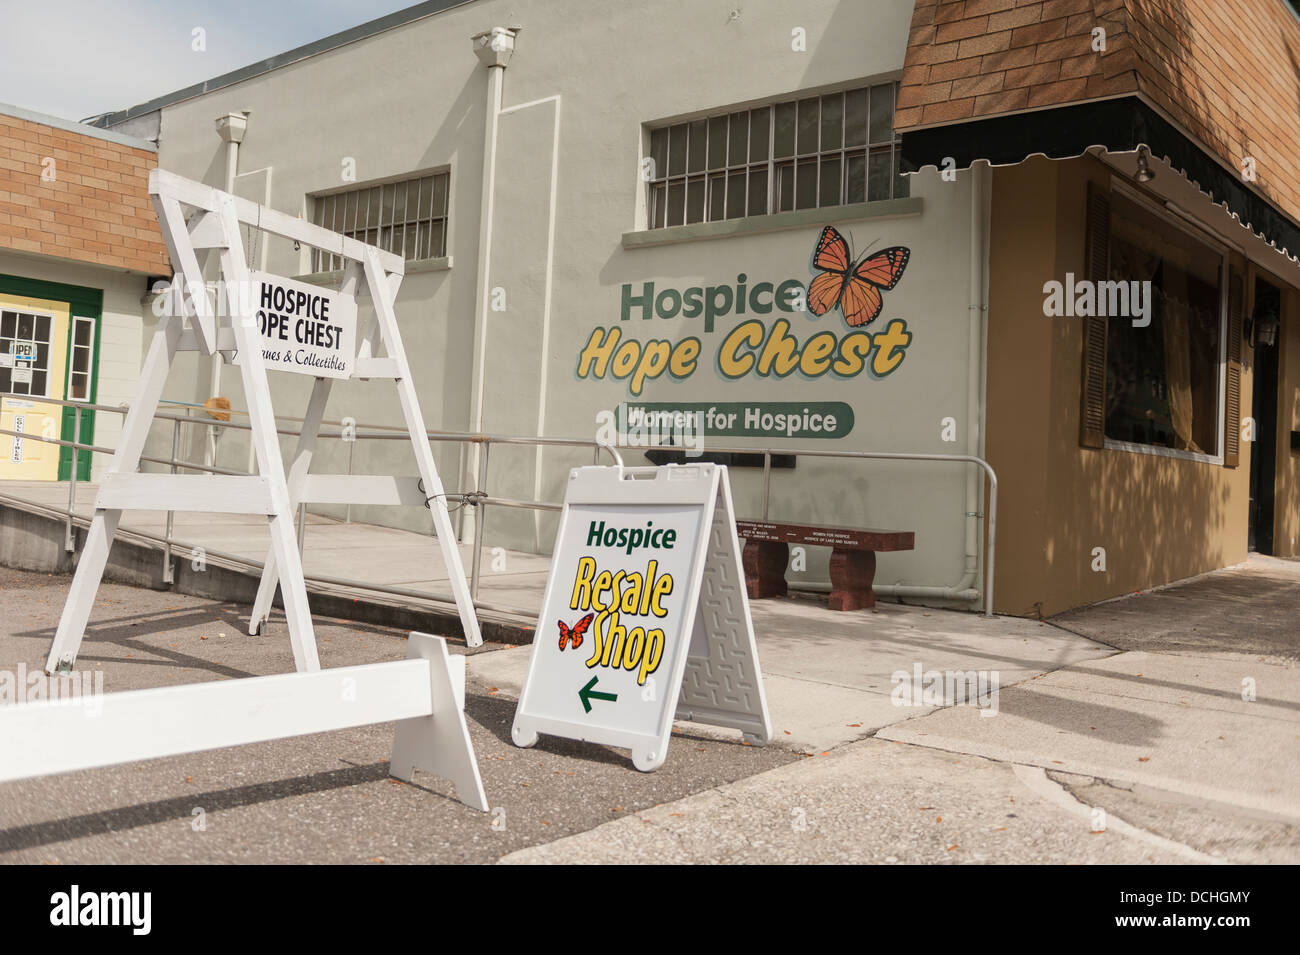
[245,271,357,380]
[512,463,771,772]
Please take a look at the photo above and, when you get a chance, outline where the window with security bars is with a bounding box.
[647,82,907,229]
[310,171,449,273]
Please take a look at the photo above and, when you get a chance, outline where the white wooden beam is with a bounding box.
[44,314,185,674]
[0,661,428,782]
[175,326,238,352]
[151,192,217,355]
[299,474,427,507]
[216,193,321,673]
[362,247,483,647]
[249,374,332,637]
[354,357,401,379]
[95,474,275,514]
[5,634,486,811]
[186,210,229,249]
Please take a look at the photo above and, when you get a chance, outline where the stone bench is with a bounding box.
[735,521,915,611]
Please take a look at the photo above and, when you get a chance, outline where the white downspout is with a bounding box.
[872,162,990,605]
[212,111,247,472]
[462,26,518,543]
[493,93,563,551]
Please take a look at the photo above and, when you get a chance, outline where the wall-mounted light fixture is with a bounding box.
[1254,308,1280,347]
[1135,145,1156,183]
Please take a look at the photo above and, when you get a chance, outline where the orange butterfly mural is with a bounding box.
[557,613,595,651]
[807,225,910,328]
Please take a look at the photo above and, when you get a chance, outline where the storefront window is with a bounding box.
[647,82,906,229]
[1104,192,1225,456]
[0,309,53,398]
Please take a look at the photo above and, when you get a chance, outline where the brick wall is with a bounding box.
[897,0,1300,226]
[0,110,168,275]
[1125,0,1300,230]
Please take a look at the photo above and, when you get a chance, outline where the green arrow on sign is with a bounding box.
[578,675,618,713]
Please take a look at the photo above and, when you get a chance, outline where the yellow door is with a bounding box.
[0,293,70,482]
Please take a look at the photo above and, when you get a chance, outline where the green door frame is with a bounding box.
[0,272,103,481]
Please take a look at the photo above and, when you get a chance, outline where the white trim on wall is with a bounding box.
[67,314,96,403]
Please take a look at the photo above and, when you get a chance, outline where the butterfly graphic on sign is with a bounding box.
[807,225,910,328]
[557,613,595,651]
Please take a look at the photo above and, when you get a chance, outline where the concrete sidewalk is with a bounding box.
[497,739,1220,865]
[1051,553,1300,661]
[876,649,1299,819]
[468,594,1108,755]
[493,558,1300,864]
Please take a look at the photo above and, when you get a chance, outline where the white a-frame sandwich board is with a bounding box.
[44,169,482,676]
[512,463,773,771]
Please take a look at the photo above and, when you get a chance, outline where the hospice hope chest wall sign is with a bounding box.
[577,227,911,387]
[577,227,912,444]
[237,271,357,379]
[512,463,773,771]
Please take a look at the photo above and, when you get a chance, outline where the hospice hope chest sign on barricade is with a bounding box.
[240,271,357,380]
[512,462,773,771]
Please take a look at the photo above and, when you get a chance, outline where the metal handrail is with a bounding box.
[0,485,529,620]
[0,390,994,619]
[744,446,995,614]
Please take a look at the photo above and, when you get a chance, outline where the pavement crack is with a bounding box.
[1011,764,1226,864]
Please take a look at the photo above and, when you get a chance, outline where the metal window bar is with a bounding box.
[328,194,339,272]
[719,114,727,222]
[814,96,820,207]
[363,185,373,260]
[413,176,423,260]
[787,104,797,207]
[743,111,754,219]
[767,103,776,215]
[680,125,688,225]
[351,189,363,252]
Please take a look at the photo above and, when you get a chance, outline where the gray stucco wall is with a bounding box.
[131,0,989,601]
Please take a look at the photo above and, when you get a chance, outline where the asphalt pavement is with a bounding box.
[0,566,792,864]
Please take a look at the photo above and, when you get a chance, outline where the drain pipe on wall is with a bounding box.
[462,26,518,543]
[210,111,247,471]
[491,90,562,553]
[872,162,991,607]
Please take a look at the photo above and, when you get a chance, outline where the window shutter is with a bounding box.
[1224,268,1244,468]
[1079,182,1110,449]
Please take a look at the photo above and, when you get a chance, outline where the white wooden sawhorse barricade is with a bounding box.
[11,170,488,808]
[45,168,482,676]
[1,632,488,811]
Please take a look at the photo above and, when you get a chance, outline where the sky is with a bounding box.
[0,0,424,121]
